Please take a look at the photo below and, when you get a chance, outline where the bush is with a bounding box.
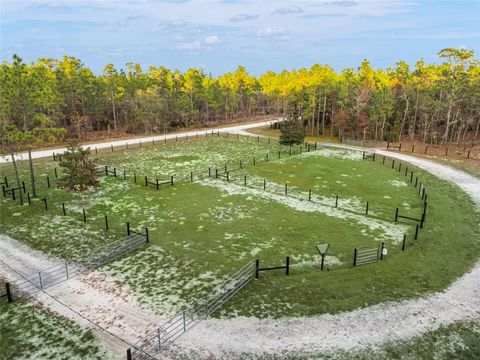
[279,119,305,145]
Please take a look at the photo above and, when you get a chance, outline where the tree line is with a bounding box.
[1,48,479,148]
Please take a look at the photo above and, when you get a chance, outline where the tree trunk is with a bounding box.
[111,91,117,132]
[10,149,23,206]
[399,95,409,141]
[410,85,419,141]
[28,149,36,197]
[322,91,327,136]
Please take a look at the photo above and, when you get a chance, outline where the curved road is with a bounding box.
[0,119,280,164]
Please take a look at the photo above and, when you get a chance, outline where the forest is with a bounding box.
[1,47,479,148]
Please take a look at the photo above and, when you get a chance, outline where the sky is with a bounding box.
[1,0,479,75]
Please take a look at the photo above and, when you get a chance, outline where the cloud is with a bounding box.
[179,41,202,50]
[230,13,258,22]
[323,1,358,7]
[28,1,65,9]
[204,35,220,45]
[273,5,304,15]
[258,27,291,41]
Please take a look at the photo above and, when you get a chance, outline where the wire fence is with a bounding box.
[127,260,257,360]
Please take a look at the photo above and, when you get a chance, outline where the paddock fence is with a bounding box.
[127,260,257,360]
[4,231,148,303]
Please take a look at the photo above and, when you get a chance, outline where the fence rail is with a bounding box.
[127,260,256,360]
[6,232,148,302]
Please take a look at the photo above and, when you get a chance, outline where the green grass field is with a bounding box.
[1,135,479,319]
[0,295,107,360]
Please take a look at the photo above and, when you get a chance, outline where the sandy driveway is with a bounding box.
[0,119,280,164]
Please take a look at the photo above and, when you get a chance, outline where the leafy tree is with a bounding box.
[279,103,305,145]
[58,141,99,191]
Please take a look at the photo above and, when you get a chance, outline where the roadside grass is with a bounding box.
[0,136,479,320]
[0,296,108,360]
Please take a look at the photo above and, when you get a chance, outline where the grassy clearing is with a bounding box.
[0,297,108,360]
[1,136,479,319]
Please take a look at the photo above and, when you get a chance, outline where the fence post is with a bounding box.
[263,179,266,191]
[156,179,159,190]
[62,203,66,216]
[255,259,259,279]
[425,146,428,155]
[285,184,287,196]
[126,348,132,360]
[191,172,193,182]
[285,256,290,275]
[43,197,48,211]
[380,242,385,260]
[266,153,269,162]
[145,228,149,243]
[54,167,58,178]
[105,165,108,175]
[47,177,50,188]
[127,222,131,236]
[365,202,369,215]
[39,272,43,290]
[83,209,87,223]
[157,328,161,350]
[253,156,256,166]
[171,176,174,186]
[5,282,13,303]
[134,172,137,183]
[27,193,31,205]
[105,215,109,230]
[415,224,419,240]
[2,185,5,198]
[415,176,418,187]
[183,311,187,332]
[395,208,399,222]
[335,195,338,208]
[362,151,365,160]
[244,175,247,186]
[353,249,357,266]
[114,168,117,177]
[410,171,414,183]
[145,176,148,187]
[467,150,470,159]
[123,170,126,180]
[227,172,230,182]
[402,234,406,251]
[111,144,113,152]
[308,189,312,202]
[65,262,69,279]
[387,142,390,150]
[392,159,395,169]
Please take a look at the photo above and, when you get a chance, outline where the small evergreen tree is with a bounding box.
[58,141,99,191]
[279,103,305,145]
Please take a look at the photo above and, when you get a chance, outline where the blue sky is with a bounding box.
[1,0,479,75]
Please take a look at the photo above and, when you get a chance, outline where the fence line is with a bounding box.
[127,260,257,360]
[5,232,148,302]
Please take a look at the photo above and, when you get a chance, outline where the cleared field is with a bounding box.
[1,136,479,321]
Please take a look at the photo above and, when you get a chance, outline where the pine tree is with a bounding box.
[279,103,305,145]
[58,141,99,191]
